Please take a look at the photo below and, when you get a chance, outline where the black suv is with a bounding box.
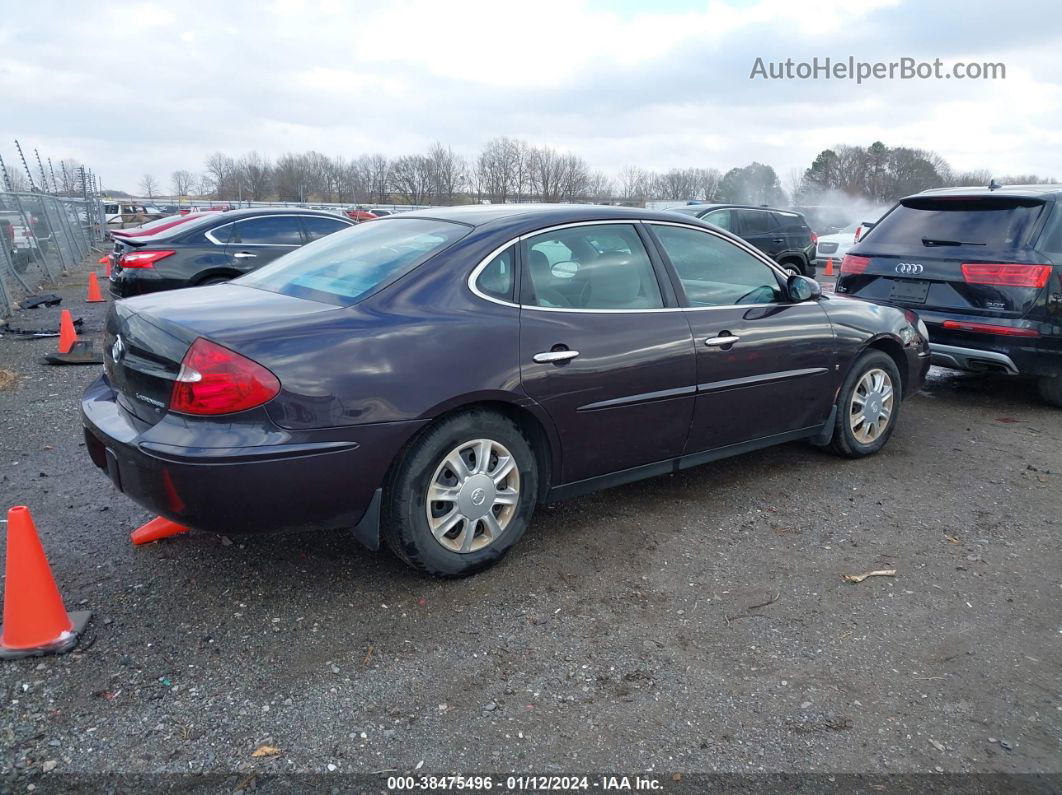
[670,204,817,277]
[109,208,355,298]
[836,185,1062,406]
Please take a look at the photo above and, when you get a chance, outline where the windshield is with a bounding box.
[236,218,470,306]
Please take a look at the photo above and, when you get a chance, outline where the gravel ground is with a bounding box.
[0,259,1059,789]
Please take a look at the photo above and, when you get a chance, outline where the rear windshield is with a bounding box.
[236,218,469,306]
[866,198,1045,251]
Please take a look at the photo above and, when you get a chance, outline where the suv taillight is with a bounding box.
[119,249,175,269]
[840,254,870,276]
[961,263,1052,288]
[811,231,818,245]
[170,338,281,416]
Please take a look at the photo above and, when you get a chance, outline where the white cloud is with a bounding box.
[2,0,1060,191]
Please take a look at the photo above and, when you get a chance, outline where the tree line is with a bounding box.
[130,138,1057,208]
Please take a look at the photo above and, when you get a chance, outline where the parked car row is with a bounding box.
[107,207,355,297]
[83,204,929,577]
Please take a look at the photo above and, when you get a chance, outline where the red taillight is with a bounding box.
[811,231,818,245]
[840,254,870,275]
[170,338,281,416]
[119,249,175,269]
[941,320,1040,337]
[961,263,1052,288]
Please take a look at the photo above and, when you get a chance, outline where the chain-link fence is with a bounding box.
[0,191,106,318]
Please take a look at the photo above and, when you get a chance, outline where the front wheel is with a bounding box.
[829,350,902,458]
[382,410,538,577]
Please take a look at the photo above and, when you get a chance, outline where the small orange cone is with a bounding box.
[97,255,108,265]
[105,257,112,278]
[131,516,189,545]
[825,258,834,276]
[0,506,91,659]
[86,272,105,303]
[58,309,78,354]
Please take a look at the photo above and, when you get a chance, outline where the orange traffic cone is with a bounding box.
[825,258,834,277]
[86,272,105,303]
[58,309,78,354]
[0,506,91,659]
[131,516,189,546]
[105,257,112,279]
[96,255,109,265]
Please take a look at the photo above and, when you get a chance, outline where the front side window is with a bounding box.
[237,218,469,307]
[524,224,663,310]
[475,246,515,301]
[651,224,783,307]
[233,216,304,245]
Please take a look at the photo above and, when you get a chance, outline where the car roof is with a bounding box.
[375,203,724,229]
[679,203,803,216]
[207,207,349,219]
[914,184,1062,199]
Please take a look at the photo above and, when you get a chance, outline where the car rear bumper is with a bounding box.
[80,374,422,536]
[929,343,1020,374]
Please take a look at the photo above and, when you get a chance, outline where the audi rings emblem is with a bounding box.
[896,262,924,275]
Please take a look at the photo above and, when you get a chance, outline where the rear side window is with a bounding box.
[868,198,1045,250]
[524,224,663,310]
[233,216,304,245]
[738,210,778,235]
[205,222,233,245]
[302,216,351,242]
[475,246,515,301]
[701,209,734,231]
[236,218,469,307]
[1035,203,1062,261]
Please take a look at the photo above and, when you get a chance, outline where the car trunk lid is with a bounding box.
[104,284,339,424]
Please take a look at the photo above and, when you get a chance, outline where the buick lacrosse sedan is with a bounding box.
[82,205,929,577]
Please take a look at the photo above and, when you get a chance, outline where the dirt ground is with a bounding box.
[0,258,1059,790]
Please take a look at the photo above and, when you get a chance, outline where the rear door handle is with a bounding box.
[772,238,785,244]
[233,251,257,259]
[533,350,580,364]
[704,335,740,346]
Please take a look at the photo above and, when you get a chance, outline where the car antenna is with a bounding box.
[988,178,1002,191]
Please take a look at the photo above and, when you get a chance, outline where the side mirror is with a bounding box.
[788,273,821,302]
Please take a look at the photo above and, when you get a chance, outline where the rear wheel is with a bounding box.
[1038,375,1062,408]
[829,350,902,458]
[780,260,803,277]
[198,275,231,286]
[382,410,538,577]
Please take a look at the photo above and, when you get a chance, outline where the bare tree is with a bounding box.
[171,169,195,198]
[426,142,467,205]
[237,152,272,201]
[390,154,433,205]
[205,152,237,199]
[139,174,159,198]
[354,154,392,204]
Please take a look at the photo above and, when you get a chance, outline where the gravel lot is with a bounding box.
[1,260,1059,789]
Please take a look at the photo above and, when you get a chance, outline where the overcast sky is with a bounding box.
[2,0,1061,193]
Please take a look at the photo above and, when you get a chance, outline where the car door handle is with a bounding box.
[233,251,257,259]
[533,350,580,364]
[704,335,740,346]
[772,238,785,244]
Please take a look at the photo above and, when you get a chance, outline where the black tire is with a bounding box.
[779,260,803,277]
[382,410,538,577]
[198,276,231,286]
[1038,375,1062,408]
[829,350,903,458]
